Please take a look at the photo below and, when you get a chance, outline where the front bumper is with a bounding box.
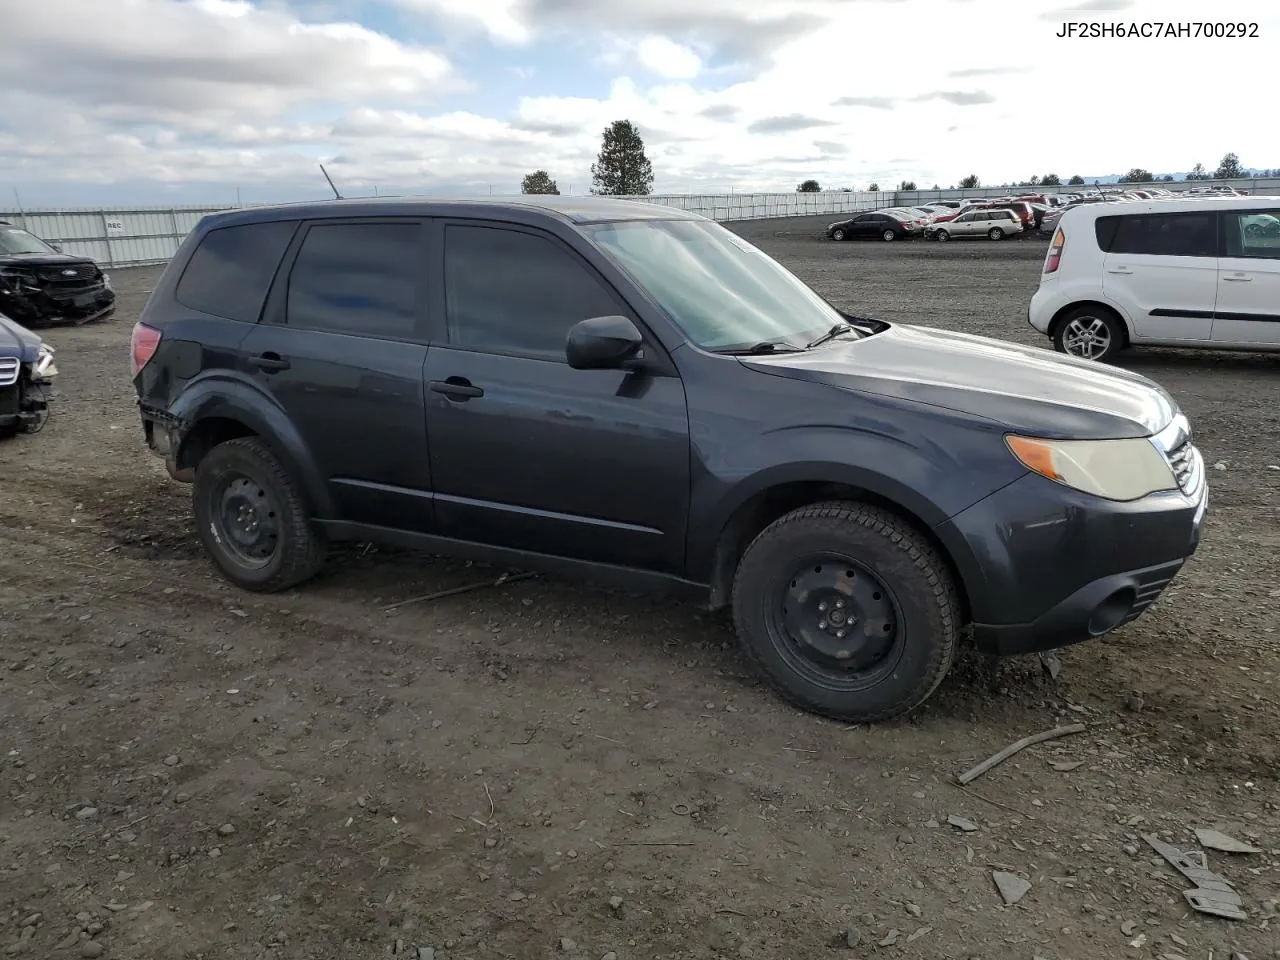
[939,464,1208,657]
[0,285,116,327]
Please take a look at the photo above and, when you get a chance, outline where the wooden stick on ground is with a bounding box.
[956,723,1086,785]
[384,571,536,610]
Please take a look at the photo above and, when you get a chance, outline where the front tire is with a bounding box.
[831,228,846,241]
[192,437,326,592]
[731,502,961,723]
[1052,306,1125,362]
[934,229,951,242]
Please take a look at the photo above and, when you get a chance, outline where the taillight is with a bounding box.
[1045,228,1065,273]
[130,322,161,377]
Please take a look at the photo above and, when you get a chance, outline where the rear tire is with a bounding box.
[882,229,896,242]
[1052,305,1125,362]
[731,501,961,723]
[192,437,326,592]
[987,227,1005,240]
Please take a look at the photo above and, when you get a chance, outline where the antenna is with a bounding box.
[319,164,344,200]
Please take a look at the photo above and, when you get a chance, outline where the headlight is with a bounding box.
[1005,434,1176,501]
[33,344,57,379]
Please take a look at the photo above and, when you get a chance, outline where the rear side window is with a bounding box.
[443,224,620,361]
[175,220,298,322]
[1223,210,1280,260]
[285,222,422,339]
[1095,212,1217,257]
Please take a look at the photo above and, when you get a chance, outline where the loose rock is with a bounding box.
[76,807,99,820]
[607,895,624,917]
[80,942,105,959]
[992,871,1031,905]
[163,755,181,766]
[844,926,861,948]
[217,823,236,836]
[559,937,577,951]
[947,815,979,832]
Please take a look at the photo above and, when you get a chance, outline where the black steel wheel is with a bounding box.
[192,437,325,592]
[732,501,960,722]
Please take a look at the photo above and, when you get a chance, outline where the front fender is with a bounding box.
[168,371,335,519]
[688,423,1026,608]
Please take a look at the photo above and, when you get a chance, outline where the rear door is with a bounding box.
[240,217,437,531]
[850,214,878,238]
[421,218,691,572]
[1099,210,1219,342]
[1212,208,1280,345]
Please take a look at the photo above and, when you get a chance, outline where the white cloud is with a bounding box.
[1,0,1278,203]
[634,36,703,78]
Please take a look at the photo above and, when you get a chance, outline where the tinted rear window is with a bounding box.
[175,220,298,322]
[285,222,421,339]
[1094,212,1217,257]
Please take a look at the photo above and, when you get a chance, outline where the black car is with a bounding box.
[0,221,116,327]
[130,197,1208,723]
[826,212,914,241]
[0,311,58,436]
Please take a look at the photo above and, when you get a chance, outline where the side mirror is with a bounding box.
[566,315,644,370]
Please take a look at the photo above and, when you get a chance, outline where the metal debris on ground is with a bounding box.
[1143,834,1248,921]
[956,723,1087,785]
[1193,828,1260,854]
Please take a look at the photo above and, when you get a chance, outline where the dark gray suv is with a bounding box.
[130,196,1208,722]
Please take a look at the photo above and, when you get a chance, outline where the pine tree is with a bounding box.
[590,121,655,196]
[521,170,559,194]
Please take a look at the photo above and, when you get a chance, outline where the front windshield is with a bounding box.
[0,226,56,255]
[582,218,846,351]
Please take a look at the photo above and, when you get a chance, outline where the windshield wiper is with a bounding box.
[714,341,804,356]
[805,323,855,350]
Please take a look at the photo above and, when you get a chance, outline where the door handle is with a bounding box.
[1221,274,1252,282]
[430,378,484,400]
[251,352,290,372]
[1106,267,1133,274]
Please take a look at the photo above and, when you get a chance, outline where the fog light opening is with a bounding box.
[1087,588,1136,636]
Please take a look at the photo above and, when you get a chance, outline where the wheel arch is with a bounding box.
[1047,300,1132,345]
[705,478,975,625]
[169,378,336,519]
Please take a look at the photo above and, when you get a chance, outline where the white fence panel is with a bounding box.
[4,180,1278,268]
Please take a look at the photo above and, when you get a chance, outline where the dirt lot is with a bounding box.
[2,215,1277,960]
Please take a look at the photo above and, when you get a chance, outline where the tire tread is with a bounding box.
[730,500,960,723]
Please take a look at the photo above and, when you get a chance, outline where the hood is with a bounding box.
[0,253,96,268]
[0,311,44,360]
[742,323,1176,440]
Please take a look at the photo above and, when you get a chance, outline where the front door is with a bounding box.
[243,217,436,531]
[1212,208,1280,346]
[1101,209,1218,342]
[422,219,691,573]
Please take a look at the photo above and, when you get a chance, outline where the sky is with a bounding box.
[1,0,1276,207]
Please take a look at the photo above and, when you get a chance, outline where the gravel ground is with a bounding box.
[1,215,1277,960]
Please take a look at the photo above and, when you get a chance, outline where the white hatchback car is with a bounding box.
[1028,195,1280,361]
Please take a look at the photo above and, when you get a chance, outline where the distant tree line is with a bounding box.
[525,139,1276,198]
